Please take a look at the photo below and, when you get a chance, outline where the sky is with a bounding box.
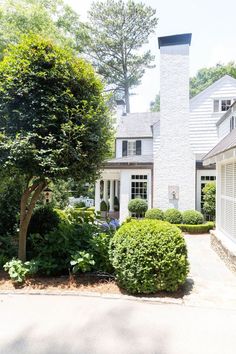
[66,0,236,112]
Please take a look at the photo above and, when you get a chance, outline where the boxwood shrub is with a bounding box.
[145,208,164,220]
[164,208,183,224]
[182,210,204,225]
[175,222,214,234]
[128,198,148,217]
[110,219,189,294]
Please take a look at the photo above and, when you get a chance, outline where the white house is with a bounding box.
[95,33,236,222]
[203,101,236,271]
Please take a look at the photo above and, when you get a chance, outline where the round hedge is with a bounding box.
[182,210,204,225]
[128,198,148,216]
[109,219,189,294]
[164,208,183,224]
[145,208,164,220]
[28,205,60,236]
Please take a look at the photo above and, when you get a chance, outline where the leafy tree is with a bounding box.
[150,62,236,111]
[150,94,160,112]
[0,35,112,261]
[203,182,216,221]
[190,62,236,98]
[0,0,84,58]
[84,0,158,113]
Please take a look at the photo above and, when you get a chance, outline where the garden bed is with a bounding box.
[0,271,192,299]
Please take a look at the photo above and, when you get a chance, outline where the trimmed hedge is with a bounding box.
[110,219,189,294]
[182,210,204,225]
[145,208,164,220]
[128,198,148,217]
[164,208,183,224]
[175,222,214,234]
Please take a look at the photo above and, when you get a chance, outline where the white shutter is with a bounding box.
[220,161,236,241]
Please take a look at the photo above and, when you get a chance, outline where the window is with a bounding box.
[131,175,148,200]
[127,141,136,156]
[122,140,142,156]
[221,100,232,111]
[213,99,232,112]
[200,175,216,212]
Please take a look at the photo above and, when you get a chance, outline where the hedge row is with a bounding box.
[174,222,215,234]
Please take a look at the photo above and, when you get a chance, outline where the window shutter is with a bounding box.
[122,140,128,156]
[136,140,142,155]
[214,100,219,112]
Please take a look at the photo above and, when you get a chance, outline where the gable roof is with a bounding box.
[190,74,236,106]
[203,128,236,162]
[116,112,159,138]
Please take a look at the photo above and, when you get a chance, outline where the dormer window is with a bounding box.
[213,99,232,112]
[122,140,142,156]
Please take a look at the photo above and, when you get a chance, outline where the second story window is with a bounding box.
[214,99,232,112]
[127,141,136,156]
[122,140,142,157]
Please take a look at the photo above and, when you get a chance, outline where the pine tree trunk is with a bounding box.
[125,85,130,113]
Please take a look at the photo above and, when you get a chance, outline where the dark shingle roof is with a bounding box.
[203,129,236,161]
[117,112,159,138]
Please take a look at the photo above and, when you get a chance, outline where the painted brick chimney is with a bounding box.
[153,33,195,210]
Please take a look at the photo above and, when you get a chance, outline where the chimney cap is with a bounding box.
[116,99,125,106]
[158,33,192,48]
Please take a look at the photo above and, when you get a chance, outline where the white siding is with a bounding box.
[116,138,153,158]
[190,76,236,154]
[153,121,160,156]
[119,169,152,222]
[218,116,231,139]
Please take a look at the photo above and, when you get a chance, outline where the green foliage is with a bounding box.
[85,0,158,112]
[145,208,164,220]
[203,182,216,220]
[110,219,189,294]
[150,94,160,112]
[3,258,38,283]
[0,35,112,181]
[175,222,214,234]
[0,0,84,58]
[88,232,114,273]
[100,200,108,212]
[65,207,96,224]
[164,209,183,224]
[182,210,204,225]
[28,205,60,236]
[0,175,24,236]
[0,34,112,260]
[190,62,236,97]
[0,235,17,268]
[27,208,114,275]
[74,201,86,208]
[70,251,95,273]
[128,198,148,217]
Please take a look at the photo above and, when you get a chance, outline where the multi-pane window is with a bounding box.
[221,100,232,111]
[127,141,136,156]
[200,175,216,212]
[131,175,147,200]
[213,99,232,112]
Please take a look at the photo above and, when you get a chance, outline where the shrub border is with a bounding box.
[174,222,215,234]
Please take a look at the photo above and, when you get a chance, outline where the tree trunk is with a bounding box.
[125,85,130,113]
[18,181,46,261]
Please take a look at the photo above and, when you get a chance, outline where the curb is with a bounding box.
[0,289,184,306]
